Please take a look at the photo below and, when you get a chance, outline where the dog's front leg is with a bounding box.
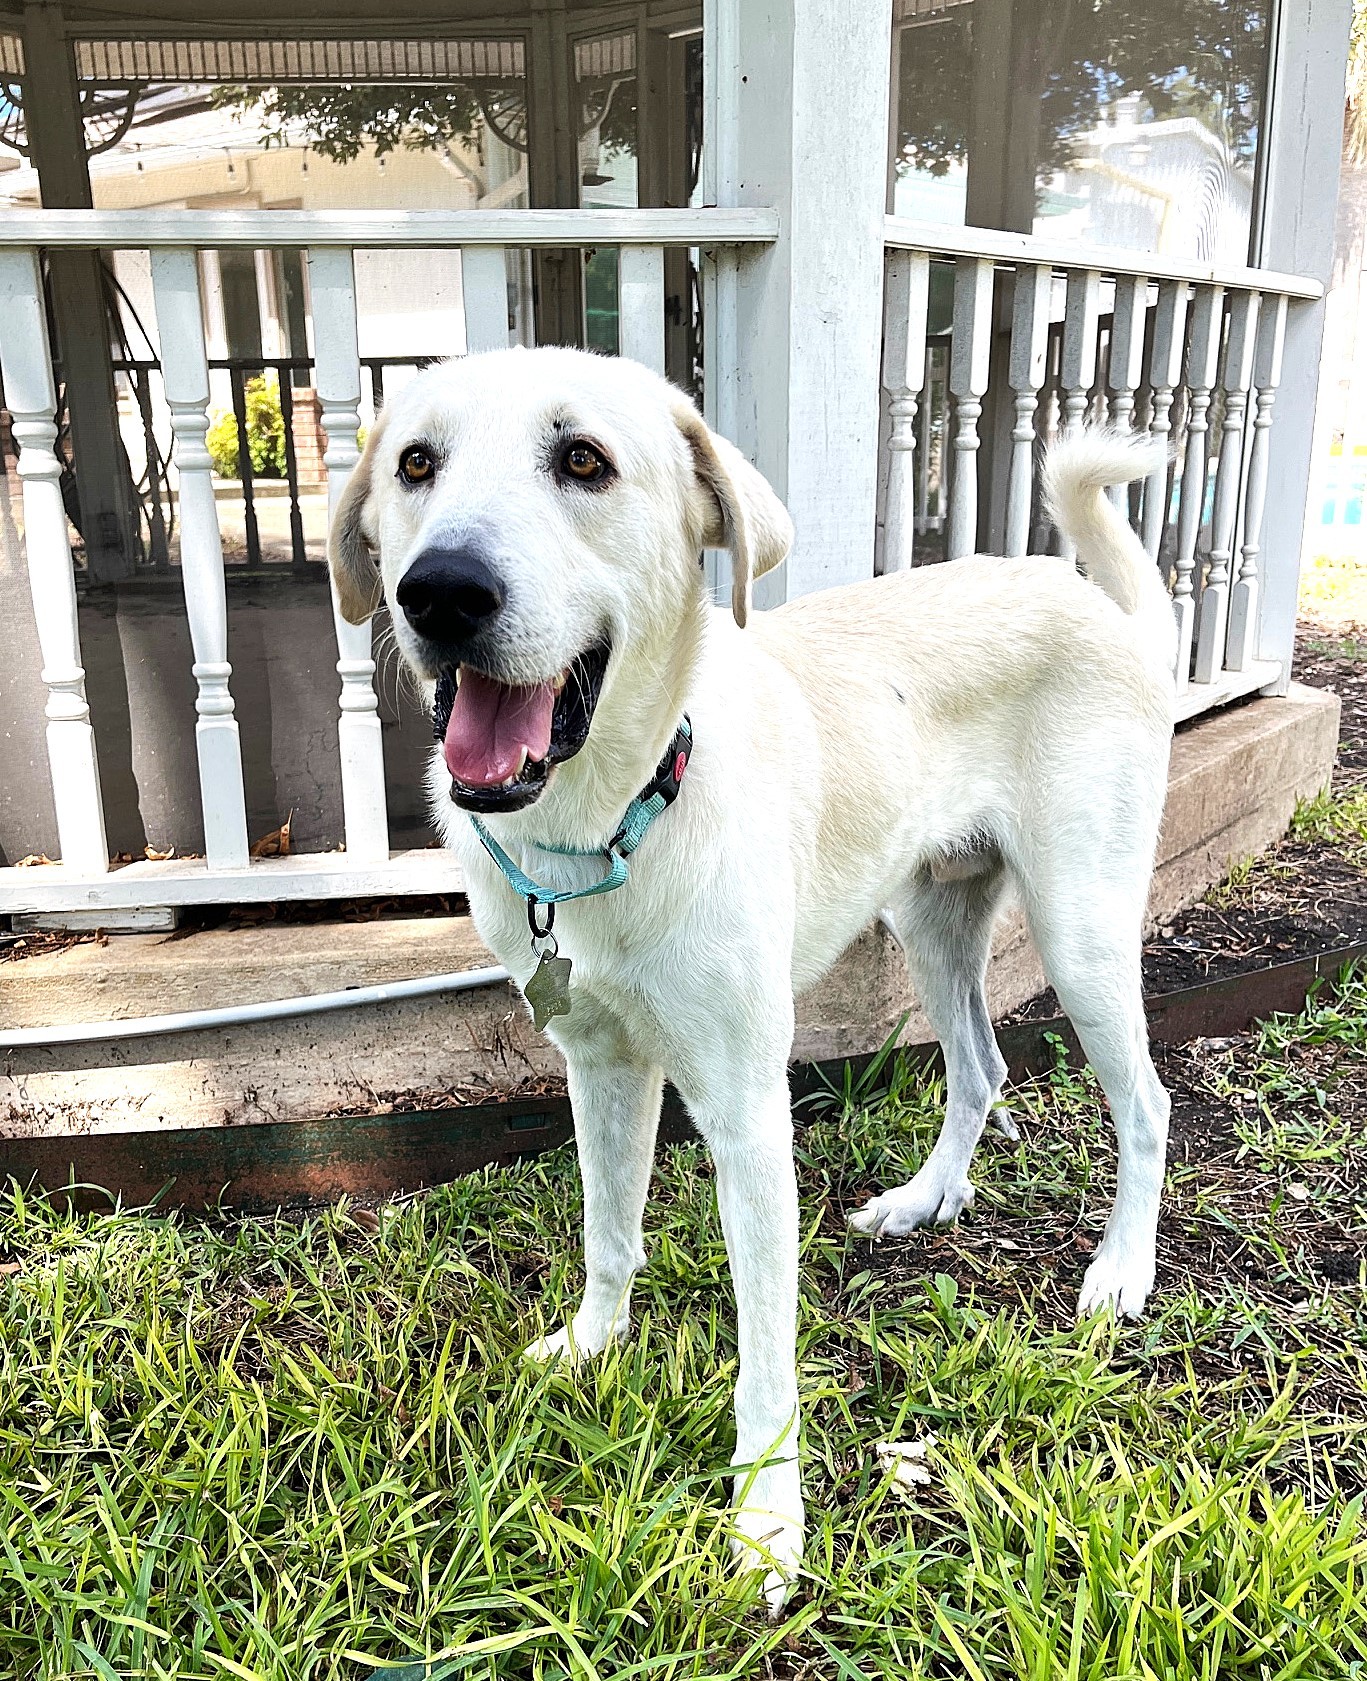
[524,1050,663,1362]
[691,1078,804,1614]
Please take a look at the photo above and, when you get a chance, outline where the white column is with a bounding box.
[947,256,994,561]
[1253,0,1354,691]
[1142,280,1190,561]
[1226,292,1288,673]
[881,250,930,572]
[1005,263,1051,557]
[618,245,666,375]
[0,248,108,874]
[309,246,390,866]
[149,248,251,869]
[716,0,895,602]
[461,245,510,354]
[1172,285,1224,693]
[1194,291,1259,686]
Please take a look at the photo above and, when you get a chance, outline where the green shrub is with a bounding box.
[206,373,288,480]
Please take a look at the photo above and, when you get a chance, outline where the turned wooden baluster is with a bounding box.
[882,250,930,572]
[1005,262,1051,558]
[460,244,510,354]
[1107,274,1148,510]
[1142,280,1190,562]
[1172,285,1224,692]
[308,246,391,866]
[0,248,108,873]
[618,245,666,375]
[947,256,994,561]
[1057,268,1101,559]
[150,248,251,868]
[1226,292,1287,673]
[1194,290,1259,686]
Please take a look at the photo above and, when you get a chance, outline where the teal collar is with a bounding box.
[470,717,692,933]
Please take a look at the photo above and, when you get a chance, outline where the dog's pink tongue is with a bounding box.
[443,669,556,787]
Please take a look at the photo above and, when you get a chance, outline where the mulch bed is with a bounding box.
[1140,628,1367,990]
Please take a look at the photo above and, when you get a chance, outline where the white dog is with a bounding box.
[329,347,1174,1608]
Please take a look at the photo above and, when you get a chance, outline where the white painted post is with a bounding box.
[1195,290,1259,686]
[1005,262,1051,557]
[714,0,895,601]
[149,248,250,869]
[1142,279,1190,560]
[1172,285,1224,693]
[1107,274,1148,509]
[947,256,994,560]
[461,245,510,354]
[0,248,108,874]
[882,250,930,572]
[1252,0,1354,692]
[1226,292,1288,673]
[618,244,666,375]
[308,246,390,866]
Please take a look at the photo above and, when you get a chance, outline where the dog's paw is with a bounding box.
[730,1466,804,1617]
[849,1165,975,1237]
[1076,1247,1154,1321]
[521,1313,624,1367]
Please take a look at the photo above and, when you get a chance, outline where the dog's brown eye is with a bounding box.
[398,446,435,486]
[562,442,606,483]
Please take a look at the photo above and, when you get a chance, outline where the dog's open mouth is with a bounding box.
[433,643,611,813]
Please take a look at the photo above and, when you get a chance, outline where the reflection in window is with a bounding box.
[891,0,1271,262]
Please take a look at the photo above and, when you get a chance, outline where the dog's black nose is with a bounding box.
[396,544,505,643]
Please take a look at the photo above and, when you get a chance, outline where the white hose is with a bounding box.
[0,963,514,1050]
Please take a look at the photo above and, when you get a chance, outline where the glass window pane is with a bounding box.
[891,0,1272,262]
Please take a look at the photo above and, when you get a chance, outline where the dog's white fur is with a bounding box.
[330,347,1175,1609]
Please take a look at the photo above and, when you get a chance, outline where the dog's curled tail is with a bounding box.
[1042,428,1175,661]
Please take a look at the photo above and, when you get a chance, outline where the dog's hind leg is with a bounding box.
[1021,881,1170,1319]
[851,862,1008,1237]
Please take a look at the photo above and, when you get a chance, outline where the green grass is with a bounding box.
[1291,786,1367,864]
[3,980,1367,1680]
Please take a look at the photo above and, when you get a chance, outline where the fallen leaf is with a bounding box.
[0,1261,22,1275]
[1288,1183,1310,1201]
[251,812,293,858]
[14,854,53,867]
[350,1208,381,1233]
[144,844,176,862]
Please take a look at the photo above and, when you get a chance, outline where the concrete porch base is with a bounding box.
[0,684,1341,1177]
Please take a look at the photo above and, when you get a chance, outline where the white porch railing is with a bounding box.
[0,209,775,914]
[878,217,1321,724]
[0,207,1327,915]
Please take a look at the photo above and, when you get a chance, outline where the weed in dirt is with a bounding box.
[2,975,1366,1678]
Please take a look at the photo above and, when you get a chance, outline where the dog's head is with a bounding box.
[329,347,792,814]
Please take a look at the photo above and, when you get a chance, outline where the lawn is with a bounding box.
[2,963,1366,1680]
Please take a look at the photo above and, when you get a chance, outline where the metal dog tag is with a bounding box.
[525,945,573,1030]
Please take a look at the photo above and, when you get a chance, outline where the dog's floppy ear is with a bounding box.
[674,406,793,628]
[328,416,387,624]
